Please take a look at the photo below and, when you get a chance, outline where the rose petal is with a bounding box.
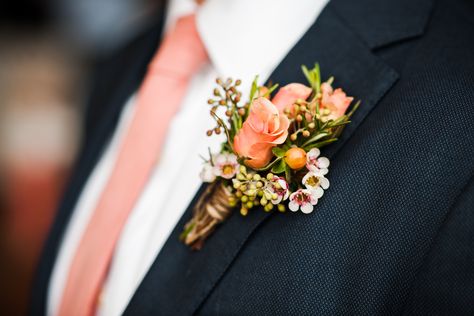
[272,83,312,112]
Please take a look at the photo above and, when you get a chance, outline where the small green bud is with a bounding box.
[277,204,286,212]
[241,195,248,203]
[264,204,274,212]
[266,173,274,180]
[246,190,256,196]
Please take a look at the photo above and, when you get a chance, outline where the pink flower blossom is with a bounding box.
[302,171,329,198]
[320,82,353,120]
[199,163,216,182]
[267,176,290,204]
[306,148,330,174]
[288,189,318,214]
[213,153,239,179]
[272,83,312,112]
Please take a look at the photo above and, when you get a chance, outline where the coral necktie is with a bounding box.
[58,14,207,316]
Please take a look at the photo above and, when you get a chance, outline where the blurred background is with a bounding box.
[0,0,159,314]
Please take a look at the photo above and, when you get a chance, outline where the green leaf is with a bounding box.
[302,63,321,93]
[313,63,321,94]
[284,164,292,183]
[254,157,282,172]
[302,65,312,86]
[346,100,361,118]
[272,147,286,157]
[263,83,279,98]
[304,138,338,150]
[249,75,259,101]
[301,132,329,147]
[271,158,286,174]
[328,120,351,128]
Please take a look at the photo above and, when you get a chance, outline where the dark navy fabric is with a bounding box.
[30,0,474,315]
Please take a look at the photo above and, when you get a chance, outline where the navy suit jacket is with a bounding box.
[30,0,474,314]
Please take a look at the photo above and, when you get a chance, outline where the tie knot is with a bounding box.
[149,14,208,80]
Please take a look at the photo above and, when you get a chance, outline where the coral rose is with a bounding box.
[320,82,353,120]
[234,97,290,168]
[271,83,313,112]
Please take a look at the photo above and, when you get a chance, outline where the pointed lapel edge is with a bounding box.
[123,2,435,314]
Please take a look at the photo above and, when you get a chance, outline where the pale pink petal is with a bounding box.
[311,187,324,199]
[301,203,314,214]
[289,201,299,212]
[320,177,330,189]
[317,157,330,169]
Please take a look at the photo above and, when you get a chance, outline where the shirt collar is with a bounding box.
[167,0,329,81]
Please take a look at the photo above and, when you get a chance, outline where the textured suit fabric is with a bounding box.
[195,1,474,313]
[30,0,474,315]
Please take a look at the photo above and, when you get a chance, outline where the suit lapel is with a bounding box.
[123,1,432,314]
[29,12,166,315]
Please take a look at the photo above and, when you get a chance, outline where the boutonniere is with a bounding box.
[180,64,360,250]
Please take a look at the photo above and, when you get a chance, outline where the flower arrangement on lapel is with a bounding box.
[180,64,359,250]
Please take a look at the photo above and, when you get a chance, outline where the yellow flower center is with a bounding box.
[305,175,320,187]
[222,165,235,176]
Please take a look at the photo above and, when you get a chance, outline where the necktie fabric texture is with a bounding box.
[57,14,208,316]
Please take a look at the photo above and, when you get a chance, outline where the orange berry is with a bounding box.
[284,147,307,170]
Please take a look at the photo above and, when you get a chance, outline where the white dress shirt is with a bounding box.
[47,0,329,315]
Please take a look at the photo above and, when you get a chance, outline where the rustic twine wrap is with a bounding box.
[180,181,233,250]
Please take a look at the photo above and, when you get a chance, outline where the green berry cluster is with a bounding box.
[229,166,286,215]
